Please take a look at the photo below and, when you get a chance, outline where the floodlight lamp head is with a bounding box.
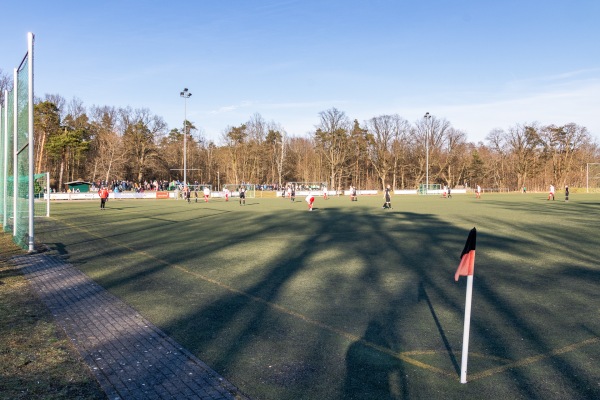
[424,112,430,118]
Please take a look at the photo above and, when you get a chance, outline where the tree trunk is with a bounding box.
[36,134,47,173]
[105,158,113,183]
[58,153,65,192]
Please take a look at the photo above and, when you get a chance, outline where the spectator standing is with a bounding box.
[99,186,109,210]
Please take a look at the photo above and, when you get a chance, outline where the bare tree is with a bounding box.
[365,114,409,189]
[314,108,351,188]
[287,136,320,182]
[89,105,126,183]
[0,69,11,104]
[539,123,592,187]
[265,125,286,187]
[438,127,469,188]
[121,107,167,183]
[411,115,451,187]
[222,124,248,184]
[246,113,267,183]
[485,128,511,189]
[506,123,543,190]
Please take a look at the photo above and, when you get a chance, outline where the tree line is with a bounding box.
[1,73,598,192]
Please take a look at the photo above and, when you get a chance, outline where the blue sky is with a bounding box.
[2,0,599,144]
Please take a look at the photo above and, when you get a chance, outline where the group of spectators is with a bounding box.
[257,184,281,191]
[86,181,317,193]
[91,180,171,192]
[86,180,298,193]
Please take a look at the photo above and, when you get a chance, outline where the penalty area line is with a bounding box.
[469,336,600,381]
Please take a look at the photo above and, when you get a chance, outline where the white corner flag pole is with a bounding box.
[460,274,474,383]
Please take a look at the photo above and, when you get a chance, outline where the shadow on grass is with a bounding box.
[419,280,460,376]
[344,320,407,399]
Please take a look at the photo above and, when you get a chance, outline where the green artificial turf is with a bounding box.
[34,193,600,399]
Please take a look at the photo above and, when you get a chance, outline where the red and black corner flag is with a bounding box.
[455,228,476,281]
[456,227,477,383]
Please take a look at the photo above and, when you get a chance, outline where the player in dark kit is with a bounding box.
[382,185,392,209]
[239,186,246,205]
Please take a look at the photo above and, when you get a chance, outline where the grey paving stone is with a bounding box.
[12,253,250,400]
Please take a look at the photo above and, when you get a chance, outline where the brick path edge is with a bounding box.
[11,253,251,400]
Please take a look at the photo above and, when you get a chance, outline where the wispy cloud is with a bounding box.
[505,68,600,93]
[209,99,349,114]
[432,78,600,140]
[209,101,253,114]
[527,68,600,83]
[259,100,351,110]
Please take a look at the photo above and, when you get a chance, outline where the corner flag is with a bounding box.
[455,228,476,281]
[455,227,477,384]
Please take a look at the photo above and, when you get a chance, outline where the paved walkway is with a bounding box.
[12,253,250,400]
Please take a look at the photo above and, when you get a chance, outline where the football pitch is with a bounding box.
[35,193,600,399]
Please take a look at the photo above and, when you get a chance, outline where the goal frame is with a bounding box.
[587,163,600,193]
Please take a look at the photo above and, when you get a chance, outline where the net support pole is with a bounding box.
[12,67,18,237]
[2,91,7,228]
[460,274,474,383]
[27,32,35,252]
[46,171,50,217]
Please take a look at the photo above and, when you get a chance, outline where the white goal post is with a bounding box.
[587,163,600,193]
[36,171,50,217]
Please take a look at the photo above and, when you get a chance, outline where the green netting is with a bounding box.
[418,183,441,195]
[4,90,15,232]
[14,57,30,248]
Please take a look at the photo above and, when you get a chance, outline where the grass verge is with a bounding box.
[0,233,105,400]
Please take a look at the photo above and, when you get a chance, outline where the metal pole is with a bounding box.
[184,97,187,186]
[424,112,431,195]
[46,171,50,217]
[28,32,35,252]
[13,67,18,237]
[180,88,191,186]
[2,91,7,228]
